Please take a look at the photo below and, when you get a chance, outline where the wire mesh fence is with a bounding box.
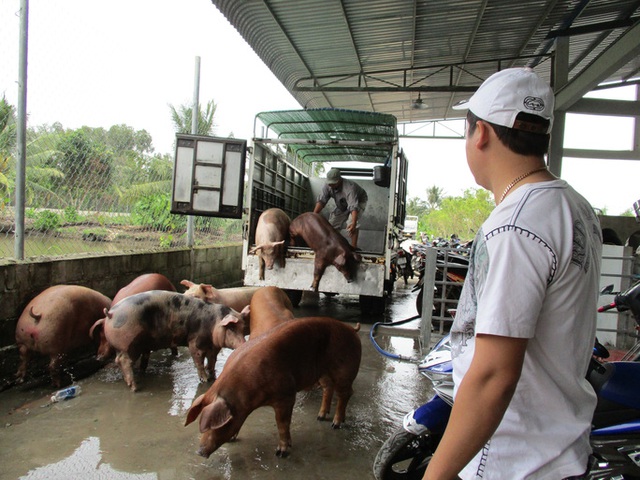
[0,2,242,264]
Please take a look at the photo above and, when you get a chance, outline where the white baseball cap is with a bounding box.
[453,67,554,134]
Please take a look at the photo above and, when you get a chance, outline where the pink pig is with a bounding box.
[90,273,176,361]
[248,208,291,280]
[103,290,248,391]
[15,284,112,387]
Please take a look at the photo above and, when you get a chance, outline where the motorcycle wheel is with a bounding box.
[373,427,441,480]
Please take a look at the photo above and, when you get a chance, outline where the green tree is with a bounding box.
[407,196,428,217]
[169,99,217,135]
[425,185,444,212]
[50,129,114,209]
[0,95,16,202]
[421,188,494,240]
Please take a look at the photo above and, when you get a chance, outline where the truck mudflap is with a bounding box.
[244,249,386,296]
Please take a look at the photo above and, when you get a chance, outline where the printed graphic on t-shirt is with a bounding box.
[571,218,588,272]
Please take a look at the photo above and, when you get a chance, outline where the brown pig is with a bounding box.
[248,208,291,280]
[184,316,362,458]
[15,285,112,387]
[248,286,294,338]
[289,212,361,291]
[181,280,259,334]
[90,273,176,361]
[103,290,248,392]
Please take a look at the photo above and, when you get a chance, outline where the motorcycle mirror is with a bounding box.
[600,284,615,295]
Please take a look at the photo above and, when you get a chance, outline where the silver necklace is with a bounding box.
[499,166,548,204]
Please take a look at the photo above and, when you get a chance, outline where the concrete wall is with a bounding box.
[0,244,243,390]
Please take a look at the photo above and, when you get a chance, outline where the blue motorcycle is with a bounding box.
[373,280,640,480]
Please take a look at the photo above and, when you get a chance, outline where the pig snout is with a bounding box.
[196,445,211,458]
[265,257,276,270]
[226,333,246,350]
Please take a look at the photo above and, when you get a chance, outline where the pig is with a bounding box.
[184,316,362,458]
[248,208,291,280]
[248,286,294,338]
[90,273,177,361]
[181,280,259,334]
[103,290,248,391]
[289,212,361,291]
[15,285,112,387]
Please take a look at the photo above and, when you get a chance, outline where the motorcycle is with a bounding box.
[373,279,640,480]
[395,249,412,286]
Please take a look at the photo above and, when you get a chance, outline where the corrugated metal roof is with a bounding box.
[254,108,397,163]
[211,0,640,127]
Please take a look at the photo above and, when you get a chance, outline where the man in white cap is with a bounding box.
[313,168,368,248]
[423,68,602,479]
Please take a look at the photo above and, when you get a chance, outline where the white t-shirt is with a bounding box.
[451,179,602,480]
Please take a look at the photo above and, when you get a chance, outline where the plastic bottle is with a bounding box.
[50,385,82,403]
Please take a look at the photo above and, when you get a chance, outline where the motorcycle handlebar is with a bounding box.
[597,302,617,313]
[597,279,640,319]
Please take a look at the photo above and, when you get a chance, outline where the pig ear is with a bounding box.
[180,279,196,288]
[240,305,250,320]
[334,252,347,267]
[202,284,216,302]
[248,245,263,254]
[200,397,233,433]
[271,240,285,247]
[220,313,240,326]
[185,394,206,426]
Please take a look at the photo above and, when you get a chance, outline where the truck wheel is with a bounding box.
[284,289,303,307]
[360,295,386,316]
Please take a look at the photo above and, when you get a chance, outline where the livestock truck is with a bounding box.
[243,109,408,314]
[170,109,409,315]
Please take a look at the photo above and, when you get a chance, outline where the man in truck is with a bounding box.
[313,168,368,249]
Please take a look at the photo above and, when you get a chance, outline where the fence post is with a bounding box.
[14,0,29,260]
[186,56,201,248]
[420,246,436,351]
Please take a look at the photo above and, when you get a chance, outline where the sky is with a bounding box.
[1,0,639,216]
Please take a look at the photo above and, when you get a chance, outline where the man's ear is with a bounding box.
[474,120,491,150]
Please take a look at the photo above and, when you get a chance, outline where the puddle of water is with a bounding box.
[19,436,158,480]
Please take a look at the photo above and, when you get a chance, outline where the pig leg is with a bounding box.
[311,259,328,291]
[139,351,151,373]
[331,385,354,429]
[259,256,265,281]
[204,348,220,381]
[187,342,211,383]
[116,352,138,392]
[15,344,30,383]
[317,376,334,421]
[273,396,296,457]
[48,353,66,388]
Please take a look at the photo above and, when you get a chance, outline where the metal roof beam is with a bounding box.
[555,20,640,111]
[253,138,395,147]
[563,148,640,160]
[294,85,478,93]
[568,97,640,116]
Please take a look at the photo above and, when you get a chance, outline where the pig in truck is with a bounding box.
[242,109,409,314]
[169,109,409,315]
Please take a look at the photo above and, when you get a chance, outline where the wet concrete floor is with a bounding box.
[0,279,440,480]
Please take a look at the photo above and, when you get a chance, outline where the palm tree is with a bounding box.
[426,185,444,212]
[0,96,16,200]
[169,100,217,136]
